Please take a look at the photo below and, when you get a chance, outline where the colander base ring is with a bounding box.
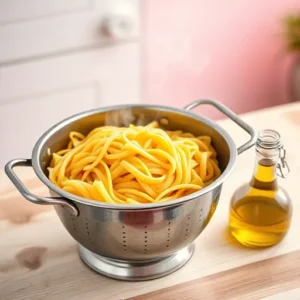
[79,243,195,281]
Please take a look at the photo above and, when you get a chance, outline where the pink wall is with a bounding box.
[143,1,300,118]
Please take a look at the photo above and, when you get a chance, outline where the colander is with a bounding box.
[5,99,256,280]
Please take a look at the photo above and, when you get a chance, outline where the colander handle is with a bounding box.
[5,158,79,216]
[184,99,257,155]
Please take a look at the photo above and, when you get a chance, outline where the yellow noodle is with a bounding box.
[113,173,135,184]
[127,198,143,205]
[145,121,159,128]
[143,138,153,149]
[137,179,158,198]
[116,189,154,202]
[48,122,221,204]
[155,184,201,202]
[120,161,166,184]
[56,149,70,156]
[114,181,144,191]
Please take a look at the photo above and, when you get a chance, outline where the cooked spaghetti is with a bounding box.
[48,121,221,204]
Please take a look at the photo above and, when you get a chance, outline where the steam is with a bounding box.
[104,109,162,127]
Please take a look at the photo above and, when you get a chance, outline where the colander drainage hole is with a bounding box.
[144,230,148,252]
[71,215,76,233]
[199,208,203,223]
[166,222,171,248]
[85,221,91,243]
[122,226,127,251]
[184,216,191,240]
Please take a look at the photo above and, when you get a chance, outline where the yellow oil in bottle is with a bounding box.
[229,130,292,248]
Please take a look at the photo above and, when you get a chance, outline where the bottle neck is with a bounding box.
[250,130,280,190]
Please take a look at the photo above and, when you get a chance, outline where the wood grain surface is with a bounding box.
[1,102,300,300]
[128,250,300,300]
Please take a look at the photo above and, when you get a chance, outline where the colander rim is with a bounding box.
[32,103,237,210]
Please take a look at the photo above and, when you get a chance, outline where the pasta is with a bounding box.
[48,121,221,204]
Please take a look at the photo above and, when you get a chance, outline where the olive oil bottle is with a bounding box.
[229,129,292,248]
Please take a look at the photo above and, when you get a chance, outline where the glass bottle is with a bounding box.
[229,129,292,248]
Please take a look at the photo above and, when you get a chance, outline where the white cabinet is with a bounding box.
[0,0,141,167]
[0,0,140,63]
[0,85,96,162]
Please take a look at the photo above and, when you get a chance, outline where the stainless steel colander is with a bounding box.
[5,99,256,280]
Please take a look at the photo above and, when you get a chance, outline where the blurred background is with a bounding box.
[0,0,300,167]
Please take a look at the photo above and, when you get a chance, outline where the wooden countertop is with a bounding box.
[1,102,300,300]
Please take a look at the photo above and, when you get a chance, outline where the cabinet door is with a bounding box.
[0,0,140,63]
[0,43,140,167]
